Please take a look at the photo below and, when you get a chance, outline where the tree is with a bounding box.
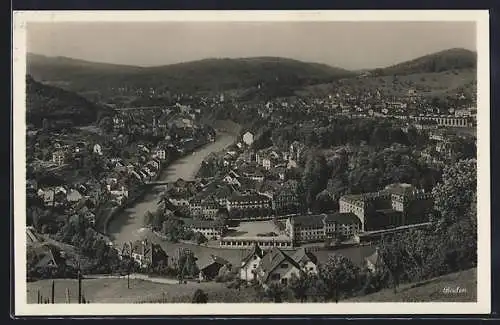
[319,254,361,301]
[432,159,477,224]
[178,250,199,279]
[143,211,154,228]
[194,232,208,245]
[98,116,114,133]
[289,272,314,302]
[192,289,208,303]
[378,236,408,293]
[301,152,329,210]
[314,190,336,213]
[265,282,287,303]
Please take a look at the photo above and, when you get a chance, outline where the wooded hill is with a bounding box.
[26,75,111,128]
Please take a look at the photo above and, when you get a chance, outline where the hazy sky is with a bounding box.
[27,21,476,70]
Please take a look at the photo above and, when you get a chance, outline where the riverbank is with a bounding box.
[107,132,237,245]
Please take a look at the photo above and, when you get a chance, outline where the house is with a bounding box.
[93,144,103,156]
[27,244,61,270]
[242,169,265,182]
[120,239,168,269]
[287,159,298,170]
[26,226,42,245]
[197,254,230,281]
[155,148,167,160]
[256,247,302,288]
[66,189,84,203]
[242,131,254,146]
[26,179,38,192]
[291,247,319,275]
[37,187,67,207]
[365,248,382,273]
[108,184,129,204]
[240,243,265,282]
[52,150,66,166]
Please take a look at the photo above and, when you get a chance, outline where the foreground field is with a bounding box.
[346,268,477,302]
[27,267,476,304]
[27,278,257,304]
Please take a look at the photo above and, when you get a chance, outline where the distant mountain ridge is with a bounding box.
[27,53,354,95]
[27,48,477,102]
[369,48,477,76]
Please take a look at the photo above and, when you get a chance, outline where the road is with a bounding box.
[107,133,236,246]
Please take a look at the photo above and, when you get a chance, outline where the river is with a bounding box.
[107,133,237,246]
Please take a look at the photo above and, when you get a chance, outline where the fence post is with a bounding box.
[78,270,82,304]
[66,288,70,304]
[37,290,41,304]
[51,280,55,304]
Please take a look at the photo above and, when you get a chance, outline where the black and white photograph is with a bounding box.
[12,10,490,316]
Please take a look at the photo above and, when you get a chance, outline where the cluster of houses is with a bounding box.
[115,237,386,290]
[27,110,215,238]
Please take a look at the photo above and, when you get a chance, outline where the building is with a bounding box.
[52,150,65,166]
[242,132,254,146]
[285,212,361,244]
[286,214,325,243]
[256,247,302,288]
[291,247,319,275]
[409,115,473,128]
[272,181,299,215]
[365,248,382,272]
[227,193,272,211]
[155,148,167,160]
[220,236,293,249]
[120,239,169,269]
[93,144,103,155]
[226,193,273,220]
[189,196,222,219]
[184,219,222,240]
[323,212,362,240]
[338,183,434,232]
[197,254,230,281]
[240,243,265,282]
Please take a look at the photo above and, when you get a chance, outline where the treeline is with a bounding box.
[271,118,429,150]
[298,145,442,214]
[26,75,110,128]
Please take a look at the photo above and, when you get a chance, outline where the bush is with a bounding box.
[192,289,208,303]
[194,232,208,245]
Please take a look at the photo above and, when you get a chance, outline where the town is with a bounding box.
[25,47,478,304]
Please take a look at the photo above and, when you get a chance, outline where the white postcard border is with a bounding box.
[12,10,491,316]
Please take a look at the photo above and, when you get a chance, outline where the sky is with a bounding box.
[26,21,476,70]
